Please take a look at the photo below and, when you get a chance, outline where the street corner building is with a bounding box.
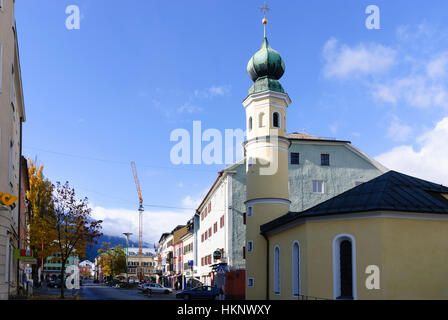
[0,0,27,300]
[243,17,448,300]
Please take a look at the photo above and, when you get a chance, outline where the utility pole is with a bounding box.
[123,233,132,282]
[110,248,115,281]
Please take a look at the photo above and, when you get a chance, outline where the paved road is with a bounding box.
[79,281,177,300]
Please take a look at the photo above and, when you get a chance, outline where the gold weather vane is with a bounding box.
[259,2,271,38]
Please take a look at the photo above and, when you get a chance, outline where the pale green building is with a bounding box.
[43,253,79,280]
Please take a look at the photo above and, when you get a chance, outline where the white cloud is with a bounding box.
[91,206,193,245]
[372,76,448,109]
[181,188,209,209]
[194,85,231,99]
[376,117,448,186]
[329,123,339,135]
[209,85,229,96]
[323,38,397,79]
[427,52,448,78]
[387,117,413,142]
[177,102,203,114]
[181,195,204,209]
[396,22,440,44]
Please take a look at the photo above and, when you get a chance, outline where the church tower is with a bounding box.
[244,14,291,300]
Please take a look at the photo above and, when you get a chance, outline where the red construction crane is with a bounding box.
[131,161,145,281]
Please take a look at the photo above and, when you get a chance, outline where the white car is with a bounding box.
[139,283,172,294]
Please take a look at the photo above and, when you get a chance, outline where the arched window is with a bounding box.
[259,112,265,128]
[333,234,356,300]
[274,246,280,295]
[292,241,300,297]
[273,112,280,128]
[248,117,253,131]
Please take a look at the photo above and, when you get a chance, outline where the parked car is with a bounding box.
[48,278,67,289]
[105,279,121,287]
[137,283,146,290]
[47,279,58,288]
[139,283,172,294]
[176,286,221,300]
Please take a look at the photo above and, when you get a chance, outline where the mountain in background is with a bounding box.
[84,234,156,262]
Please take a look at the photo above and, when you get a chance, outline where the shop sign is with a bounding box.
[14,248,34,259]
[213,250,222,260]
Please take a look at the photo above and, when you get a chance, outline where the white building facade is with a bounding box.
[194,165,245,286]
[0,0,26,300]
[181,231,194,287]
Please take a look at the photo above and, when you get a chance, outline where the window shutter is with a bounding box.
[10,63,15,109]
[9,141,14,185]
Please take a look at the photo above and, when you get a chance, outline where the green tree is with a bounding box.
[97,243,127,279]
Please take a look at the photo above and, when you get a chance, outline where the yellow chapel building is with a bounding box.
[244,18,448,300]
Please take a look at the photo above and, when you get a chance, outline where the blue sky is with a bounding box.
[15,0,448,244]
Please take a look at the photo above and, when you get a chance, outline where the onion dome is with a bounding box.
[247,36,286,94]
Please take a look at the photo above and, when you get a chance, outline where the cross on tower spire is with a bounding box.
[259,2,271,38]
[259,2,271,17]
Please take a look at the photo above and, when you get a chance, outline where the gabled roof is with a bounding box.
[261,171,448,233]
[158,232,170,244]
[287,132,350,143]
[287,132,387,172]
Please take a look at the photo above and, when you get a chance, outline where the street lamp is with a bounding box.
[110,248,115,281]
[123,232,133,282]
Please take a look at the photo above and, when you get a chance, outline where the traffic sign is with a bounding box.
[217,265,227,274]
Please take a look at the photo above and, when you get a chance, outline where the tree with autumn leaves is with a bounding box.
[26,160,103,298]
[26,160,56,269]
[97,242,127,280]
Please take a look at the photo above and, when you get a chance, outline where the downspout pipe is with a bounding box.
[261,232,269,300]
[17,120,23,290]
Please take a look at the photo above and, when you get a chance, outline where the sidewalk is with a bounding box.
[19,282,81,300]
